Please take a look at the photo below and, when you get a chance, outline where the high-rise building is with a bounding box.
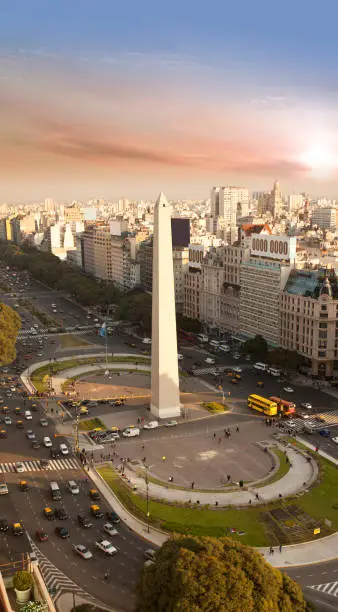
[288,194,303,213]
[210,186,249,230]
[311,207,338,230]
[151,193,181,419]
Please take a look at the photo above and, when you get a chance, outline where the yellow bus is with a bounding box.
[248,394,278,416]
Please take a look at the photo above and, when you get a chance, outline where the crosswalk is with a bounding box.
[314,410,338,427]
[0,457,79,473]
[309,581,338,598]
[28,535,91,602]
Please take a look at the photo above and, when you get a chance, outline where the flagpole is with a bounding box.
[105,321,108,366]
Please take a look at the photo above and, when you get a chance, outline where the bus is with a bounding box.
[253,362,268,373]
[178,329,196,343]
[248,394,278,416]
[269,397,296,417]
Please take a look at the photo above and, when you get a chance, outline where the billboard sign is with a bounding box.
[188,245,205,269]
[250,234,296,261]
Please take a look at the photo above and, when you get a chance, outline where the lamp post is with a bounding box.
[144,462,150,533]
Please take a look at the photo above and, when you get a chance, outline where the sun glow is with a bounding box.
[300,147,338,171]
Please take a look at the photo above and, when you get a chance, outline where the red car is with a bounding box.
[36,529,48,542]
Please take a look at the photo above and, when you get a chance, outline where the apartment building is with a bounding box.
[311,207,338,230]
[239,235,296,346]
[281,270,338,377]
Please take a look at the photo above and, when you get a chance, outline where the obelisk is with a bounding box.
[150,192,181,418]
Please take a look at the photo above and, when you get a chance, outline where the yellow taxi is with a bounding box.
[0,429,7,438]
[2,406,9,414]
[15,407,21,414]
[19,480,28,491]
[79,406,89,415]
[257,381,264,388]
[90,504,104,518]
[44,507,55,520]
[12,522,24,536]
[16,420,24,429]
[89,488,100,500]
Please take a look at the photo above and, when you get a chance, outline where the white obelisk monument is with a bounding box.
[150,192,181,419]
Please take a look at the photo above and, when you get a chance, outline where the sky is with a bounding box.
[2,1,338,202]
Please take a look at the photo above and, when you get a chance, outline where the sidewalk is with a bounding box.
[113,445,317,507]
[90,464,338,568]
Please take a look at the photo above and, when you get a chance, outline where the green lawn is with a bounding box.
[202,401,229,414]
[256,449,290,488]
[97,466,267,546]
[98,449,338,546]
[59,334,91,348]
[78,417,106,431]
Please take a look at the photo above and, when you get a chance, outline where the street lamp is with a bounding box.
[144,461,150,533]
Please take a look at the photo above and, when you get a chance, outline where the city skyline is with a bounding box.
[2,1,338,201]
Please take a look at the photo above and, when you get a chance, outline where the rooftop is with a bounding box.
[284,269,338,299]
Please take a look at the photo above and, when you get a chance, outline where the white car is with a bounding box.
[72,544,93,560]
[205,358,215,365]
[332,437,338,444]
[15,462,25,473]
[177,354,184,361]
[59,443,69,456]
[43,436,52,448]
[143,421,159,430]
[283,387,294,393]
[232,366,242,373]
[103,522,118,537]
[142,337,152,344]
[95,538,118,556]
[233,353,241,360]
[4,417,11,425]
[165,420,178,427]
[301,402,312,410]
[24,411,32,420]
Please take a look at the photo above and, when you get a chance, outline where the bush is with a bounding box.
[13,571,33,591]
[202,401,228,414]
[21,602,46,612]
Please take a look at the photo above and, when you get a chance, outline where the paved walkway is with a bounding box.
[52,362,151,394]
[115,444,317,506]
[90,465,338,568]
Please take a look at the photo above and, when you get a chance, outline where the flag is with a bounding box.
[99,322,107,337]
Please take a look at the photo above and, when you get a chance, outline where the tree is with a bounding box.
[0,303,21,365]
[176,314,202,334]
[117,293,152,331]
[244,334,268,360]
[269,348,305,371]
[136,535,311,612]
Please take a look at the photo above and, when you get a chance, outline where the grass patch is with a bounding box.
[97,466,267,546]
[202,401,229,414]
[59,334,91,349]
[78,417,106,431]
[256,449,290,488]
[297,455,338,530]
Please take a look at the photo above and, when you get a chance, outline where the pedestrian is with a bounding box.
[278,493,282,498]
[104,571,109,582]
[269,546,274,555]
[191,481,195,490]
[279,544,282,553]
[227,474,231,482]
[255,492,259,500]
[224,428,227,438]
[236,426,239,433]
[213,432,216,439]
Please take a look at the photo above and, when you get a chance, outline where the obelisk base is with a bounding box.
[150,403,181,419]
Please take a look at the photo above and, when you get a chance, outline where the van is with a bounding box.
[253,362,268,373]
[122,427,140,438]
[0,483,8,495]
[68,480,79,495]
[50,481,61,501]
[219,344,230,353]
[197,334,208,343]
[267,367,281,377]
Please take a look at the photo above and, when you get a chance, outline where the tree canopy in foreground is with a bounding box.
[0,302,21,365]
[136,535,311,612]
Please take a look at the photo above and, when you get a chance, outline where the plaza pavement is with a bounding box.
[90,465,338,568]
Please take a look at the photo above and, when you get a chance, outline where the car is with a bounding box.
[106,510,120,524]
[165,420,178,427]
[43,436,52,447]
[283,387,294,393]
[332,437,338,444]
[79,406,89,415]
[90,505,104,519]
[0,482,8,495]
[233,352,241,360]
[12,522,24,536]
[25,430,36,440]
[24,411,32,420]
[0,518,9,532]
[103,522,118,537]
[319,428,331,438]
[143,420,159,430]
[35,529,48,542]
[55,507,69,520]
[32,439,41,449]
[50,448,61,459]
[55,526,70,539]
[59,443,69,456]
[89,489,100,501]
[77,514,93,528]
[144,548,156,561]
[4,416,11,425]
[232,366,242,373]
[205,358,215,364]
[44,507,55,520]
[144,559,155,568]
[31,403,38,412]
[0,429,7,438]
[257,381,264,388]
[15,462,25,473]
[110,399,124,408]
[177,353,184,361]
[300,402,312,410]
[19,480,28,491]
[68,480,80,495]
[40,418,48,427]
[72,544,93,560]
[142,337,152,344]
[16,420,24,429]
[95,538,118,556]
